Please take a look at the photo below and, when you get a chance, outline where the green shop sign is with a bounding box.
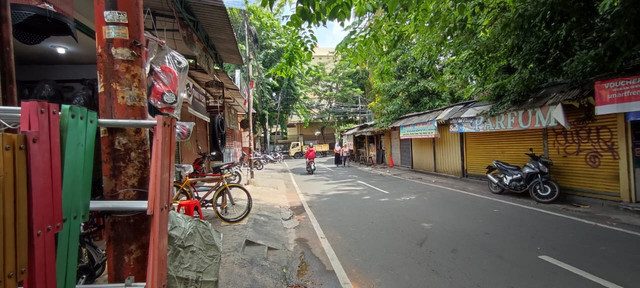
[400,121,439,139]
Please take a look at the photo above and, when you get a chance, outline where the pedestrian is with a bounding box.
[341,144,349,167]
[334,142,342,167]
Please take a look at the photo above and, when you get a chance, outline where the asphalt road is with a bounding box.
[286,157,640,288]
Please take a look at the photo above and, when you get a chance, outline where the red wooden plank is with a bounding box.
[19,101,33,132]
[47,103,63,233]
[146,116,174,287]
[24,131,52,287]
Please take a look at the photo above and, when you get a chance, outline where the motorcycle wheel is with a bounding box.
[488,179,504,194]
[529,180,560,203]
[488,173,504,194]
[228,170,242,184]
[254,160,264,170]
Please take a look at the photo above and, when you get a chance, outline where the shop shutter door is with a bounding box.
[435,125,462,176]
[391,130,401,166]
[465,130,544,176]
[400,139,412,168]
[412,138,434,172]
[548,107,620,197]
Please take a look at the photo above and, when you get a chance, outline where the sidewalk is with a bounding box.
[208,163,340,288]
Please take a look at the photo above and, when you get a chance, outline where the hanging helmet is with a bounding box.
[309,143,313,148]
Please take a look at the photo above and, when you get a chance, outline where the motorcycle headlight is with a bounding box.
[539,163,548,173]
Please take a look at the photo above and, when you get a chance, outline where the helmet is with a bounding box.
[309,143,314,148]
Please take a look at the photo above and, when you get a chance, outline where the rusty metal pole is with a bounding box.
[94,0,150,282]
[0,0,18,106]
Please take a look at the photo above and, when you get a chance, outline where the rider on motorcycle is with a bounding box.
[305,143,316,165]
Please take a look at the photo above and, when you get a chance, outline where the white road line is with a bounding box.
[357,180,390,194]
[538,256,623,288]
[284,162,353,288]
[323,165,334,171]
[385,173,640,238]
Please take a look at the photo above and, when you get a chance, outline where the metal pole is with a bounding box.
[95,0,150,282]
[0,0,17,106]
[244,11,254,179]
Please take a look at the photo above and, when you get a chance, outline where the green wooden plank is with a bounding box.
[57,105,91,288]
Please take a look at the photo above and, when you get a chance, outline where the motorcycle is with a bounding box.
[251,152,265,170]
[270,151,283,163]
[77,216,107,284]
[192,151,242,184]
[486,148,560,203]
[306,158,316,174]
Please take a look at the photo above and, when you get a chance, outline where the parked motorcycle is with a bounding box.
[77,216,107,284]
[306,158,316,174]
[251,152,265,170]
[270,151,284,163]
[192,151,242,184]
[486,148,560,203]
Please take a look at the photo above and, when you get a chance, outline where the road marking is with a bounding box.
[357,180,390,194]
[538,256,623,288]
[384,173,640,237]
[284,162,353,288]
[323,165,334,171]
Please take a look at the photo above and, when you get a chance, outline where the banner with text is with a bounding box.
[400,121,439,139]
[449,104,568,133]
[595,75,640,115]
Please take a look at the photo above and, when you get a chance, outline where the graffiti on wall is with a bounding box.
[551,121,619,168]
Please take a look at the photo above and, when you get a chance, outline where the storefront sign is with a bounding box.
[595,75,640,115]
[185,79,207,105]
[449,104,568,132]
[400,121,439,139]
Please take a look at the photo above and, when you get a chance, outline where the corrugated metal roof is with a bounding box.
[515,82,592,110]
[215,70,248,113]
[391,110,441,127]
[145,0,243,66]
[186,0,244,65]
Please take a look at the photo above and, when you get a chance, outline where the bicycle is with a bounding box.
[173,164,252,223]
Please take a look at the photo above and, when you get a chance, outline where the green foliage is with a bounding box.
[226,5,314,140]
[264,0,640,123]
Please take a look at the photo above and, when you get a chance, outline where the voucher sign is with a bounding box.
[595,75,640,115]
[400,121,439,139]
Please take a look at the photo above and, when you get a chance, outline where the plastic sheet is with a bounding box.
[176,121,195,142]
[146,34,189,119]
[167,211,222,288]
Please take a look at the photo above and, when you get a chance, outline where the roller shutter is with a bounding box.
[435,125,463,176]
[400,139,412,168]
[465,129,544,176]
[391,129,401,166]
[548,106,620,197]
[412,138,434,172]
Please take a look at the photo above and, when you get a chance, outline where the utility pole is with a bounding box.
[244,11,254,180]
[94,0,150,282]
[0,0,17,106]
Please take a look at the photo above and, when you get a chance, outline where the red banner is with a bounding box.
[595,75,640,115]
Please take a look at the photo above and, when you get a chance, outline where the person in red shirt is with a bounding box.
[305,143,316,161]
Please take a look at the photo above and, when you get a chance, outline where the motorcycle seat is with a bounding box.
[211,162,234,170]
[494,160,520,170]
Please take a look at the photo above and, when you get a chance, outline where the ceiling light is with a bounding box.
[51,46,66,54]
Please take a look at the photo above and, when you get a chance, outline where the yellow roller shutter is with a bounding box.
[548,107,620,197]
[435,125,463,176]
[465,129,544,176]
[412,138,434,172]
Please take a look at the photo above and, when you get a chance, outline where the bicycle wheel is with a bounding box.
[213,184,252,223]
[172,182,192,203]
[227,170,242,184]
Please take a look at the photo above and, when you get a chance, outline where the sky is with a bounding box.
[313,21,349,48]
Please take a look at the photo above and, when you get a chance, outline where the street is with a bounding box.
[285,158,640,288]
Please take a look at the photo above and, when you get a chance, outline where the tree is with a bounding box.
[226,5,315,149]
[263,0,640,123]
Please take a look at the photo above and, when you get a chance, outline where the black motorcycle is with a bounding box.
[486,148,560,203]
[77,217,107,284]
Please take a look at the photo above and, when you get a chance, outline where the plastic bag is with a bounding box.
[176,121,195,142]
[145,33,189,119]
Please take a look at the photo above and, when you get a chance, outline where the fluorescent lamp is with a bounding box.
[55,46,66,54]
